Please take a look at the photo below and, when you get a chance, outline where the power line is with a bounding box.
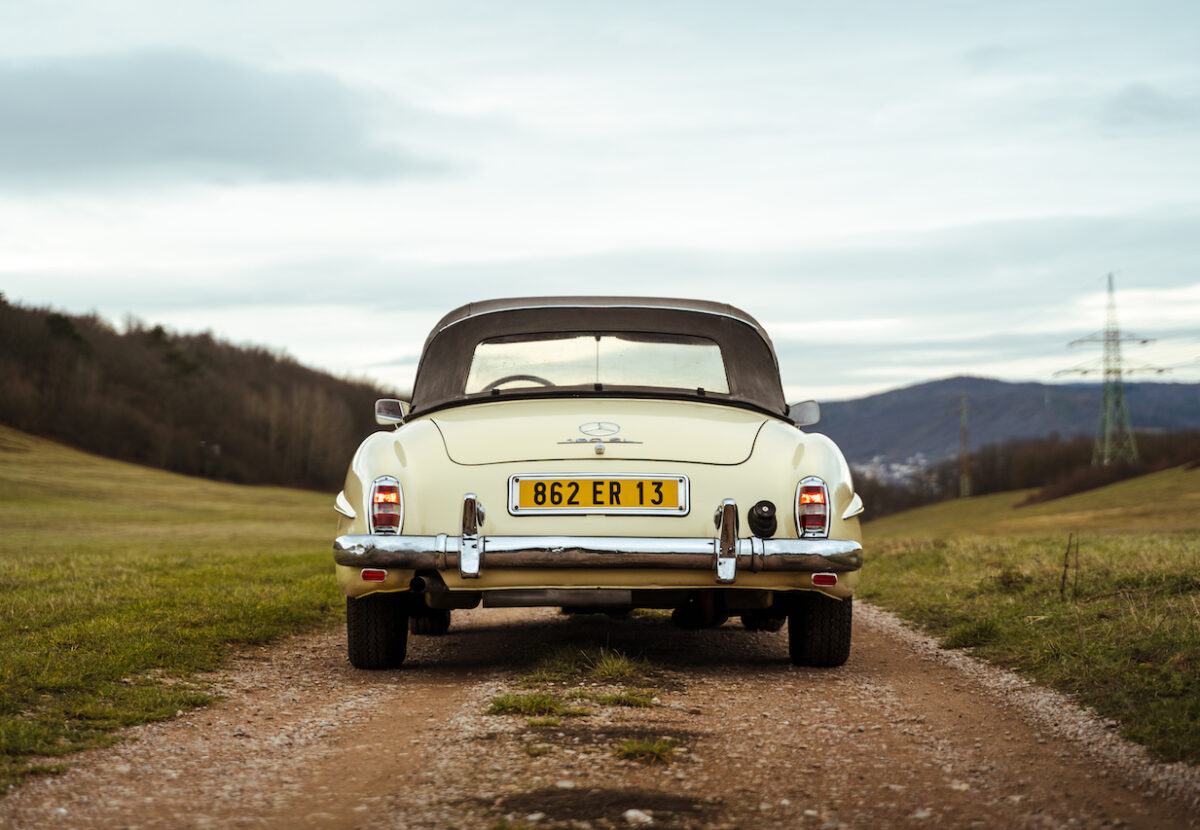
[1055,273,1168,466]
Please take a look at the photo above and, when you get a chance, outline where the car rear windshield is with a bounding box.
[464,333,730,395]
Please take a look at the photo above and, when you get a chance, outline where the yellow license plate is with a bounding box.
[509,475,689,515]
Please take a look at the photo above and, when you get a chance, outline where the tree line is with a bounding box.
[0,295,387,491]
[856,429,1200,520]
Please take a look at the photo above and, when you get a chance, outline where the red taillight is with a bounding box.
[797,478,829,538]
[361,569,388,582]
[812,572,838,587]
[371,477,401,534]
[373,512,400,529]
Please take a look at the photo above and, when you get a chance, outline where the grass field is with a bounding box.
[0,426,342,790]
[861,464,1200,763]
[3,424,1197,791]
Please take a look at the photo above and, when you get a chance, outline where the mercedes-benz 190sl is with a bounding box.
[333,297,864,668]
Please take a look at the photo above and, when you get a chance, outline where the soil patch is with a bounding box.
[490,786,714,827]
[522,723,701,748]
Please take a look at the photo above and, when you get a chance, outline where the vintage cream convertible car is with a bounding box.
[333,297,864,669]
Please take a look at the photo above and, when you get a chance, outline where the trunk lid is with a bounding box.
[429,398,767,465]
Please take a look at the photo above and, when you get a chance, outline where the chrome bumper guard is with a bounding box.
[335,495,861,585]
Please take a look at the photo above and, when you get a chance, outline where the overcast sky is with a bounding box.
[1,1,1198,400]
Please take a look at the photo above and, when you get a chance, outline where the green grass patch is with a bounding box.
[862,470,1200,763]
[522,648,584,685]
[486,693,587,718]
[589,649,650,682]
[940,617,1001,649]
[525,717,563,728]
[0,427,342,790]
[615,737,679,764]
[522,646,652,686]
[595,691,656,708]
[563,689,657,708]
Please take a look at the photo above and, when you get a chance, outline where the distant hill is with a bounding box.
[0,296,387,490]
[817,376,1200,465]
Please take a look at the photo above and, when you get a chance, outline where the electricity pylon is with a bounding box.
[958,394,971,497]
[1056,273,1167,466]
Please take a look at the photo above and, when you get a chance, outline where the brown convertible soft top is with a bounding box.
[410,297,788,417]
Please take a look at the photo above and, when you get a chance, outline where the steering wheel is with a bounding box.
[483,374,556,391]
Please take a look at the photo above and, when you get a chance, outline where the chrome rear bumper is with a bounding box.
[335,494,862,585]
[334,534,861,582]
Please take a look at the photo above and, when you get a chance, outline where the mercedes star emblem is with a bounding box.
[578,421,620,437]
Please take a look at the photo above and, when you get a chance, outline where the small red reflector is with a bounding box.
[372,513,400,528]
[801,512,825,529]
[812,573,837,587]
[373,490,399,503]
[361,569,388,582]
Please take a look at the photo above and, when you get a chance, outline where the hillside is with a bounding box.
[864,463,1200,539]
[0,297,387,490]
[818,376,1200,465]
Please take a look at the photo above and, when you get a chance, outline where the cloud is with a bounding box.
[6,206,1199,397]
[9,205,1200,320]
[961,43,1033,73]
[1103,82,1200,131]
[0,50,442,186]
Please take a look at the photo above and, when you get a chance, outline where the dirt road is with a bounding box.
[3,604,1198,829]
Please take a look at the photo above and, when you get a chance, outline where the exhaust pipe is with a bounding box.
[410,574,481,610]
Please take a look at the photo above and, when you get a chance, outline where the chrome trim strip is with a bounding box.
[334,491,356,519]
[460,494,482,578]
[714,499,738,583]
[333,534,862,573]
[842,493,865,520]
[508,473,690,516]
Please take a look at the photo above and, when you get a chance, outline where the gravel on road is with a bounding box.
[2,603,1197,829]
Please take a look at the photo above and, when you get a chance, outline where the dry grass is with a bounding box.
[486,693,588,718]
[860,464,1200,762]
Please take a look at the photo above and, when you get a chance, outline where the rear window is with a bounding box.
[464,333,730,395]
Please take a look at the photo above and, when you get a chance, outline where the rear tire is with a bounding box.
[347,593,409,669]
[787,593,852,667]
[409,608,452,636]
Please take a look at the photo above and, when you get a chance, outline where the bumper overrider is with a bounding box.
[334,495,862,585]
